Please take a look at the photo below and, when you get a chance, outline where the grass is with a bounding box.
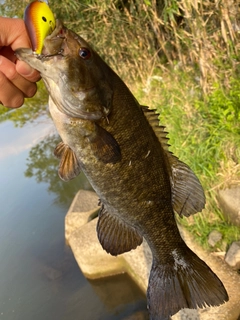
[134,68,240,249]
[1,0,240,250]
[180,210,240,252]
[133,66,240,249]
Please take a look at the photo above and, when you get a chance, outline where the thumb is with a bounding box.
[16,60,41,82]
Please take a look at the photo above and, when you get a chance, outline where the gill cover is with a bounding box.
[24,0,56,54]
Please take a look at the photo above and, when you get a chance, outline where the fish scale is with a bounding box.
[17,18,228,320]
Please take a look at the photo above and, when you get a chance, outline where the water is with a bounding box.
[0,107,147,320]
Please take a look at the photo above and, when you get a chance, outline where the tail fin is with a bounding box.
[147,248,228,320]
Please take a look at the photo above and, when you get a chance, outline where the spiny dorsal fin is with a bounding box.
[141,106,170,151]
[97,203,143,256]
[142,106,205,216]
[54,142,81,181]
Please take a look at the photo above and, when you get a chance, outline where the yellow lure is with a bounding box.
[24,0,56,54]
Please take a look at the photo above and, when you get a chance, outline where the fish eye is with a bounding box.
[42,16,47,22]
[79,47,91,60]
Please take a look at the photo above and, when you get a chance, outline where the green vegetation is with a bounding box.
[0,0,239,248]
[0,83,48,126]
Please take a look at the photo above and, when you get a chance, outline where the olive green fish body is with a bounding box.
[50,71,172,232]
[16,20,228,320]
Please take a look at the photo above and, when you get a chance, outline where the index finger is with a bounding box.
[0,17,31,50]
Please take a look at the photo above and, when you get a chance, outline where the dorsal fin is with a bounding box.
[54,142,81,181]
[142,106,205,217]
[141,106,170,150]
[168,155,206,216]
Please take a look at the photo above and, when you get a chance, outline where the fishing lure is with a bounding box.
[24,0,56,55]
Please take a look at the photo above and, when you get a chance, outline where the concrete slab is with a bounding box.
[66,190,240,320]
[65,190,99,244]
[218,186,240,227]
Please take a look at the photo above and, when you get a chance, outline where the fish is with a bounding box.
[24,0,55,55]
[16,19,229,320]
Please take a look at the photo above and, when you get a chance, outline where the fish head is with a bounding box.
[16,20,113,121]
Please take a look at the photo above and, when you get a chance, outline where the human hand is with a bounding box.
[0,17,41,108]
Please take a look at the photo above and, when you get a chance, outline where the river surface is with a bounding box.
[0,104,147,320]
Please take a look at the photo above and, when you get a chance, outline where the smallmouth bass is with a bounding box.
[16,20,228,320]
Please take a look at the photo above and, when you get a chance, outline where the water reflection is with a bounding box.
[0,95,147,319]
[89,275,148,320]
[24,133,92,205]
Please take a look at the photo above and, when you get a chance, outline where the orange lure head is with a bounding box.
[24,0,56,54]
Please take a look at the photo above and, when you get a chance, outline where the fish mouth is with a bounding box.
[39,20,67,60]
[16,20,67,61]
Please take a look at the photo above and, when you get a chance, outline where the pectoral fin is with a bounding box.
[54,142,81,181]
[97,203,143,256]
[89,124,121,164]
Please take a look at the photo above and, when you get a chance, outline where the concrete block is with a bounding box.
[218,186,240,227]
[66,190,240,320]
[69,219,126,279]
[65,190,99,244]
[225,241,240,270]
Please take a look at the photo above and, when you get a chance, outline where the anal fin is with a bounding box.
[97,204,143,256]
[54,142,81,181]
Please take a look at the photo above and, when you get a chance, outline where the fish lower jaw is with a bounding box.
[15,48,34,60]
